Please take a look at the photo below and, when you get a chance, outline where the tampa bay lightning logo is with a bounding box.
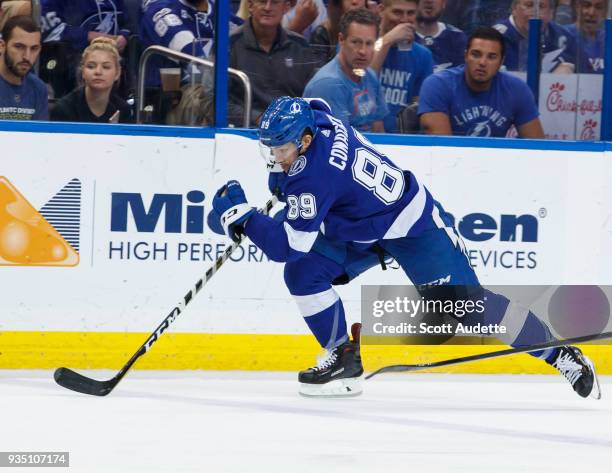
[290,102,301,114]
[468,120,492,137]
[288,155,307,176]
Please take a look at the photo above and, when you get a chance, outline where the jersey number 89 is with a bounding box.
[287,193,317,220]
[352,149,404,205]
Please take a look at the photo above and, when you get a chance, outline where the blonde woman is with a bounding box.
[51,37,133,123]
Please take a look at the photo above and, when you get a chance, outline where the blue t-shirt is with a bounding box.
[41,0,131,50]
[493,17,577,72]
[566,24,604,74]
[140,0,243,87]
[415,22,467,73]
[245,99,433,263]
[379,42,433,132]
[417,65,538,137]
[0,73,49,121]
[303,57,388,131]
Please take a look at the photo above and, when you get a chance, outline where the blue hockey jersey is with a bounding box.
[41,0,131,50]
[566,24,604,74]
[415,22,467,73]
[246,101,434,263]
[140,0,243,87]
[493,16,577,72]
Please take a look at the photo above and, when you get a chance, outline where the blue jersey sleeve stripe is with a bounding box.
[283,222,319,253]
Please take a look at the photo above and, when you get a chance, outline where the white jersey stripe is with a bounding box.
[383,181,427,239]
[283,222,318,254]
[169,30,196,52]
[293,288,340,318]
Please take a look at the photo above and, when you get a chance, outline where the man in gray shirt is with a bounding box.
[229,0,317,126]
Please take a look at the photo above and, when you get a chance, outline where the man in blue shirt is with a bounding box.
[0,16,48,120]
[141,0,243,87]
[416,0,467,72]
[207,95,599,399]
[493,0,577,72]
[371,0,434,132]
[304,7,387,132]
[418,26,544,137]
[566,0,606,73]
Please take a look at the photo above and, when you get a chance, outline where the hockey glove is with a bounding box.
[212,180,256,242]
[206,208,225,236]
[268,171,287,202]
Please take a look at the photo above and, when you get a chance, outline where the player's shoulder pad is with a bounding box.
[304,97,332,114]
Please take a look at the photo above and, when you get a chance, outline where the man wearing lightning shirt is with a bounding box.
[140,0,243,87]
[415,0,467,72]
[418,26,545,137]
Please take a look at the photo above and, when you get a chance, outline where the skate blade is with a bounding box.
[585,357,602,400]
[299,377,363,398]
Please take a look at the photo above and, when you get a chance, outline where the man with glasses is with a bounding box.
[304,8,388,132]
[228,0,317,126]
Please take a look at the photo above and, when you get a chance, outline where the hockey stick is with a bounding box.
[54,194,279,396]
[365,330,612,379]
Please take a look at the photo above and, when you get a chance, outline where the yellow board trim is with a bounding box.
[1,331,611,374]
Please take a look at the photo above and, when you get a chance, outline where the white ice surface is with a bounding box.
[1,371,611,473]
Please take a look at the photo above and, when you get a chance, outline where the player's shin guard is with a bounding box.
[299,323,364,397]
[298,291,348,349]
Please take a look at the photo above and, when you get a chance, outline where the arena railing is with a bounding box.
[136,45,252,127]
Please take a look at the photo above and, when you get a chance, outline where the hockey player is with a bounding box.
[208,96,601,399]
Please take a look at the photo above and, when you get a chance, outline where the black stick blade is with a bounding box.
[54,368,117,396]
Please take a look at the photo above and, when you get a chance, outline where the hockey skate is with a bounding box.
[299,323,364,397]
[547,346,601,399]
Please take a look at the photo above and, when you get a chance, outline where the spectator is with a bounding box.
[140,0,244,88]
[283,0,327,40]
[0,15,47,120]
[304,8,387,131]
[418,26,545,137]
[310,0,365,67]
[229,0,317,126]
[371,0,433,132]
[441,0,513,34]
[40,1,131,53]
[416,0,467,72]
[493,0,577,72]
[555,0,575,24]
[566,0,606,73]
[0,1,32,32]
[50,37,133,123]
